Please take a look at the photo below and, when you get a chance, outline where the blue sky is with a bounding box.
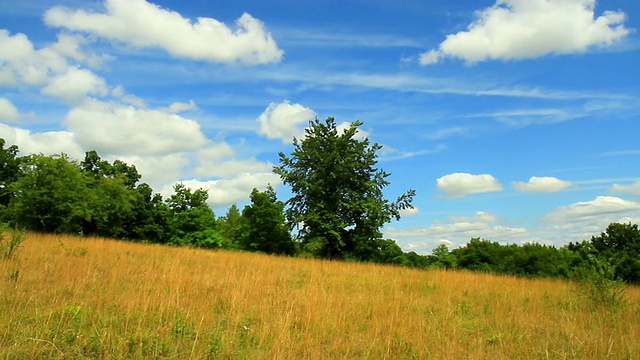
[1,0,639,253]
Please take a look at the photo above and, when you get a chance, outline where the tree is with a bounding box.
[431,244,457,269]
[240,186,295,255]
[274,117,415,260]
[0,139,22,216]
[81,150,141,189]
[578,222,640,283]
[218,204,244,248]
[165,183,226,248]
[6,154,92,234]
[123,182,172,243]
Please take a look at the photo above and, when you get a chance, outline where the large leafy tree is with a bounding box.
[274,117,415,260]
[6,154,93,234]
[240,186,295,255]
[571,222,640,283]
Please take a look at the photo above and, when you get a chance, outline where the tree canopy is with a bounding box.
[274,117,415,260]
[240,186,295,255]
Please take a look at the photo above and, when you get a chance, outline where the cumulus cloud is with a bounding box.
[0,30,68,86]
[44,0,283,64]
[50,33,112,68]
[64,99,208,156]
[421,0,631,65]
[41,68,109,103]
[162,172,281,208]
[195,143,274,179]
[336,120,370,139]
[0,29,111,105]
[545,196,640,223]
[386,211,529,252]
[117,153,192,190]
[436,172,503,197]
[610,180,640,195]
[0,123,83,158]
[159,100,198,114]
[513,176,574,192]
[0,98,20,122]
[539,196,640,244]
[399,206,420,217]
[257,100,316,143]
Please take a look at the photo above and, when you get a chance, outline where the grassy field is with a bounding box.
[1,232,639,359]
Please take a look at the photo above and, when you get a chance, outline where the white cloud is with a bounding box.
[539,196,640,244]
[513,176,574,192]
[545,196,640,223]
[610,180,640,195]
[0,30,67,86]
[0,98,20,122]
[49,33,111,68]
[386,211,529,252]
[421,0,631,65]
[195,143,273,179]
[41,67,109,103]
[159,100,198,114]
[44,0,283,64]
[0,29,110,105]
[257,100,316,143]
[399,206,420,217]
[162,172,281,208]
[0,123,83,158]
[64,99,208,156]
[335,121,370,139]
[117,153,191,190]
[436,172,503,197]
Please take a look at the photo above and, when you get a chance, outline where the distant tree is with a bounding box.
[0,139,22,217]
[81,150,141,188]
[572,222,640,283]
[370,239,407,265]
[6,154,92,234]
[165,183,226,248]
[274,117,415,260]
[218,204,244,248]
[452,238,507,273]
[404,251,432,268]
[431,244,457,269]
[240,186,295,255]
[122,183,172,243]
[77,151,143,237]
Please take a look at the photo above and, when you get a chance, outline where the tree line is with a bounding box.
[1,117,638,284]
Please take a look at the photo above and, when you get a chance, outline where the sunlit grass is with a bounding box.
[1,232,639,359]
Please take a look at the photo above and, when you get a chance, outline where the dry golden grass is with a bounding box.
[1,232,639,359]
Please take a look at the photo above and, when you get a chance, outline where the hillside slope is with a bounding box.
[1,233,639,359]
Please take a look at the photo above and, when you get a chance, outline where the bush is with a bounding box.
[574,254,626,310]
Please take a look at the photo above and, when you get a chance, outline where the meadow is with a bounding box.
[1,232,639,359]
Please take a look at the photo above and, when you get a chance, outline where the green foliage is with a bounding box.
[6,154,93,234]
[81,150,141,188]
[218,204,244,248]
[581,222,640,283]
[166,183,226,248]
[574,254,626,310]
[0,139,22,216]
[274,117,414,260]
[240,186,296,255]
[431,244,457,269]
[369,238,407,265]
